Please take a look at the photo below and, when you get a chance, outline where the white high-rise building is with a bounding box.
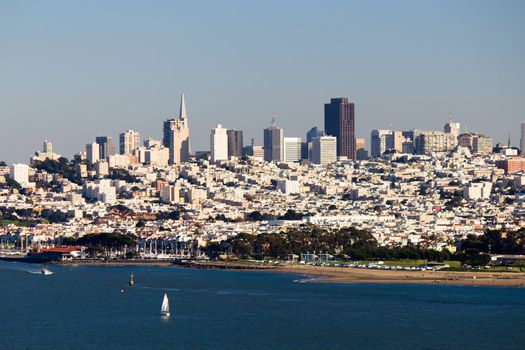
[163,94,190,164]
[9,164,29,186]
[521,122,525,153]
[119,130,141,155]
[86,142,100,164]
[210,124,228,162]
[311,136,337,165]
[283,137,302,162]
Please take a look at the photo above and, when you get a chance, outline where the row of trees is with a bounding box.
[64,232,137,258]
[204,225,524,267]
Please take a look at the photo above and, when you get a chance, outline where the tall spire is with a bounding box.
[179,94,187,121]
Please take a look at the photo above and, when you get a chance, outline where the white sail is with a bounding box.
[161,293,170,316]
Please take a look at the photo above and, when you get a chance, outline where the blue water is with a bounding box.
[0,261,523,350]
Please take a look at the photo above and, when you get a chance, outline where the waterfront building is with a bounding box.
[210,124,229,162]
[324,97,356,159]
[264,118,284,162]
[163,94,190,164]
[227,129,243,158]
[119,130,141,155]
[311,136,337,165]
[283,137,302,163]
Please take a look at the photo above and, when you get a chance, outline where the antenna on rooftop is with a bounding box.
[271,114,277,127]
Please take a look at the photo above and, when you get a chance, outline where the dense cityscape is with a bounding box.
[1,94,524,268]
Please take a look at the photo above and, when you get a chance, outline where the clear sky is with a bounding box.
[1,0,524,163]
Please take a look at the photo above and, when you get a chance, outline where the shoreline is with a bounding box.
[4,258,525,287]
[277,264,525,287]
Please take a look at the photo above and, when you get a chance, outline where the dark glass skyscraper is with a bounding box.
[263,118,283,162]
[227,130,243,158]
[324,98,355,160]
[95,136,115,160]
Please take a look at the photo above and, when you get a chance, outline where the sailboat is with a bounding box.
[129,273,134,287]
[161,293,170,317]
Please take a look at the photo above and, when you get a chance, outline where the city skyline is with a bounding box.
[1,0,524,163]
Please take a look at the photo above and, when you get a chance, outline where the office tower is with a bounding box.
[283,137,302,162]
[264,118,284,162]
[415,131,457,154]
[9,164,29,186]
[355,138,368,160]
[95,136,115,160]
[86,142,100,164]
[521,122,525,154]
[163,94,190,164]
[371,130,392,157]
[210,124,228,162]
[119,130,141,155]
[324,97,355,159]
[43,140,52,154]
[311,136,337,165]
[301,142,309,160]
[444,113,460,145]
[227,129,243,158]
[306,127,324,143]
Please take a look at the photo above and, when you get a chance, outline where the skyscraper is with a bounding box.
[163,94,190,164]
[86,142,100,164]
[264,118,283,162]
[119,130,141,155]
[311,136,337,165]
[227,129,243,158]
[521,122,525,153]
[95,136,115,160]
[324,98,355,160]
[306,127,324,143]
[371,130,393,157]
[283,137,302,162]
[210,124,228,162]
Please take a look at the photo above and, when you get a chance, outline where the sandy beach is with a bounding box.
[277,264,525,287]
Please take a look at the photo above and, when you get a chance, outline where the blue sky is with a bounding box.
[1,0,524,163]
